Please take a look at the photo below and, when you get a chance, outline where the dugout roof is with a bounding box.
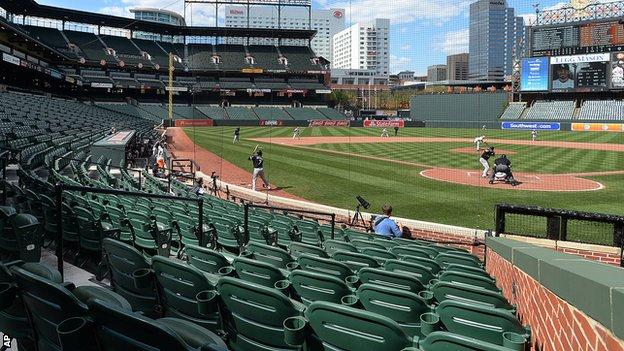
[0,0,317,39]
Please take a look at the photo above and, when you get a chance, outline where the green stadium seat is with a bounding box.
[102,238,158,315]
[416,331,521,351]
[384,259,436,285]
[445,263,491,279]
[324,239,358,256]
[357,283,432,337]
[232,256,287,288]
[297,301,413,350]
[211,217,242,254]
[11,265,131,351]
[246,242,294,269]
[435,252,482,269]
[0,206,18,258]
[431,281,514,310]
[332,251,380,271]
[12,213,42,263]
[185,244,231,276]
[351,239,386,251]
[289,241,329,259]
[437,271,498,291]
[357,268,425,294]
[435,300,530,347]
[400,256,442,274]
[84,299,228,351]
[289,270,351,305]
[297,254,353,281]
[0,262,62,351]
[151,256,220,332]
[218,276,304,351]
[360,248,398,264]
[391,245,435,260]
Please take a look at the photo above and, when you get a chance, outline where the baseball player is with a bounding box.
[531,129,538,142]
[292,127,301,140]
[381,128,389,138]
[233,127,240,143]
[474,135,486,151]
[479,146,495,178]
[249,147,271,191]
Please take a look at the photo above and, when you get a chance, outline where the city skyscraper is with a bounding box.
[447,53,469,81]
[332,19,390,77]
[469,0,525,81]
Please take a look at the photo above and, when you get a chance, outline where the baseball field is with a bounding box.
[178,126,624,233]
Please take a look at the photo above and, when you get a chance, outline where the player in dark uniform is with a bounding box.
[249,149,270,191]
[490,154,517,185]
[479,146,495,178]
[233,127,241,143]
[394,126,399,136]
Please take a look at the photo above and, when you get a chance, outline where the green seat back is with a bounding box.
[435,252,482,269]
[372,238,399,250]
[332,251,380,272]
[217,277,300,350]
[360,248,397,263]
[344,230,374,242]
[247,242,294,269]
[384,259,435,285]
[324,239,357,256]
[289,241,328,259]
[432,281,513,310]
[437,300,528,346]
[11,266,88,351]
[350,239,386,251]
[357,283,431,337]
[400,256,442,274]
[185,244,230,274]
[391,245,435,259]
[151,256,218,331]
[438,271,498,291]
[358,268,424,293]
[102,238,157,313]
[289,270,350,305]
[418,331,515,351]
[297,254,353,281]
[306,301,411,351]
[445,264,491,279]
[232,256,286,288]
[13,213,41,263]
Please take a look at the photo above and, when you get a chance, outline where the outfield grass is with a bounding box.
[183,126,624,237]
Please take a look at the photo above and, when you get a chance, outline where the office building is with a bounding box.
[447,53,469,81]
[469,0,524,81]
[427,64,448,82]
[332,19,390,76]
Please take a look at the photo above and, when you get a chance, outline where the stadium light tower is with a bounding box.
[533,3,540,25]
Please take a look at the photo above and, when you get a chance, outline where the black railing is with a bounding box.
[54,182,203,279]
[495,204,624,267]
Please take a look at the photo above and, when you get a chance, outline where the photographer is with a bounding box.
[373,204,402,238]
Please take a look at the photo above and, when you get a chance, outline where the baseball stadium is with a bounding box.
[0,0,622,351]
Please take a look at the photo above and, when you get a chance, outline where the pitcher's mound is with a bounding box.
[420,168,604,192]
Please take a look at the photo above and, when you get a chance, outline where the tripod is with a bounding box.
[350,205,367,227]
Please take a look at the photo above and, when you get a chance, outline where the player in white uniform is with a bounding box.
[292,127,301,140]
[381,128,389,138]
[474,136,486,151]
[531,129,538,142]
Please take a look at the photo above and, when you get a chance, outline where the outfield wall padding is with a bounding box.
[410,93,508,122]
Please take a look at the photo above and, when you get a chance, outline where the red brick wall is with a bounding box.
[486,250,624,351]
[556,247,621,266]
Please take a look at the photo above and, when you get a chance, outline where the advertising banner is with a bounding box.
[501,122,561,131]
[174,119,214,127]
[259,120,284,127]
[363,120,405,128]
[308,120,350,127]
[571,123,623,132]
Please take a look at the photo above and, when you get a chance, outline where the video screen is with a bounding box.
[550,54,609,92]
[520,57,550,91]
[611,52,624,89]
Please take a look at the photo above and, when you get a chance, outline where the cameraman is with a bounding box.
[373,204,402,238]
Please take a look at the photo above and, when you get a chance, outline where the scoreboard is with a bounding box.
[532,20,624,56]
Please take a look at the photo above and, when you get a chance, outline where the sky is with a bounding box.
[36,0,589,74]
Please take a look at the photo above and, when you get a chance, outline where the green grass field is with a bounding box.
[183,126,624,234]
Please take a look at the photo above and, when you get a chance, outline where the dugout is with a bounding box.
[90,130,136,166]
